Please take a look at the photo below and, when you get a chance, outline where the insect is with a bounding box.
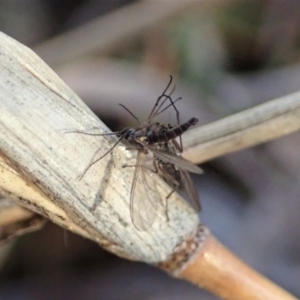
[153,140,202,212]
[67,76,201,230]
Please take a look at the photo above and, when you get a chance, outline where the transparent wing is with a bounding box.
[145,145,203,174]
[179,169,201,211]
[130,151,163,231]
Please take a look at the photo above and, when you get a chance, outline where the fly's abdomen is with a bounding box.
[157,160,181,188]
[147,117,198,144]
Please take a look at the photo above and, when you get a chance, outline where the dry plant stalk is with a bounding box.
[183,95,300,164]
[33,0,215,66]
[0,198,45,243]
[159,228,297,300]
[0,32,298,300]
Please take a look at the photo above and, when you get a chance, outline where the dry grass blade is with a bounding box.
[182,95,300,164]
[0,31,199,264]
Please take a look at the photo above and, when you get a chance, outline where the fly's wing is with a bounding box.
[179,169,201,211]
[145,145,203,174]
[130,151,162,231]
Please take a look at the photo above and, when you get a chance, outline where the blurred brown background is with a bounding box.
[0,0,300,299]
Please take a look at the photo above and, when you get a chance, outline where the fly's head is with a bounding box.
[118,127,134,139]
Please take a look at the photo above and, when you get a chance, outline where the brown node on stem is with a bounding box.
[158,226,298,300]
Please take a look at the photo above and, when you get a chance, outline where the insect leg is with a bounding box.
[78,136,123,180]
[171,138,183,153]
[148,75,173,120]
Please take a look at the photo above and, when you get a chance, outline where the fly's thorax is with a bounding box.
[133,121,154,139]
[133,128,146,139]
[146,123,168,144]
[133,122,164,140]
[148,122,166,133]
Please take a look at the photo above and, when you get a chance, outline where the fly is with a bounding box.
[66,76,201,230]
